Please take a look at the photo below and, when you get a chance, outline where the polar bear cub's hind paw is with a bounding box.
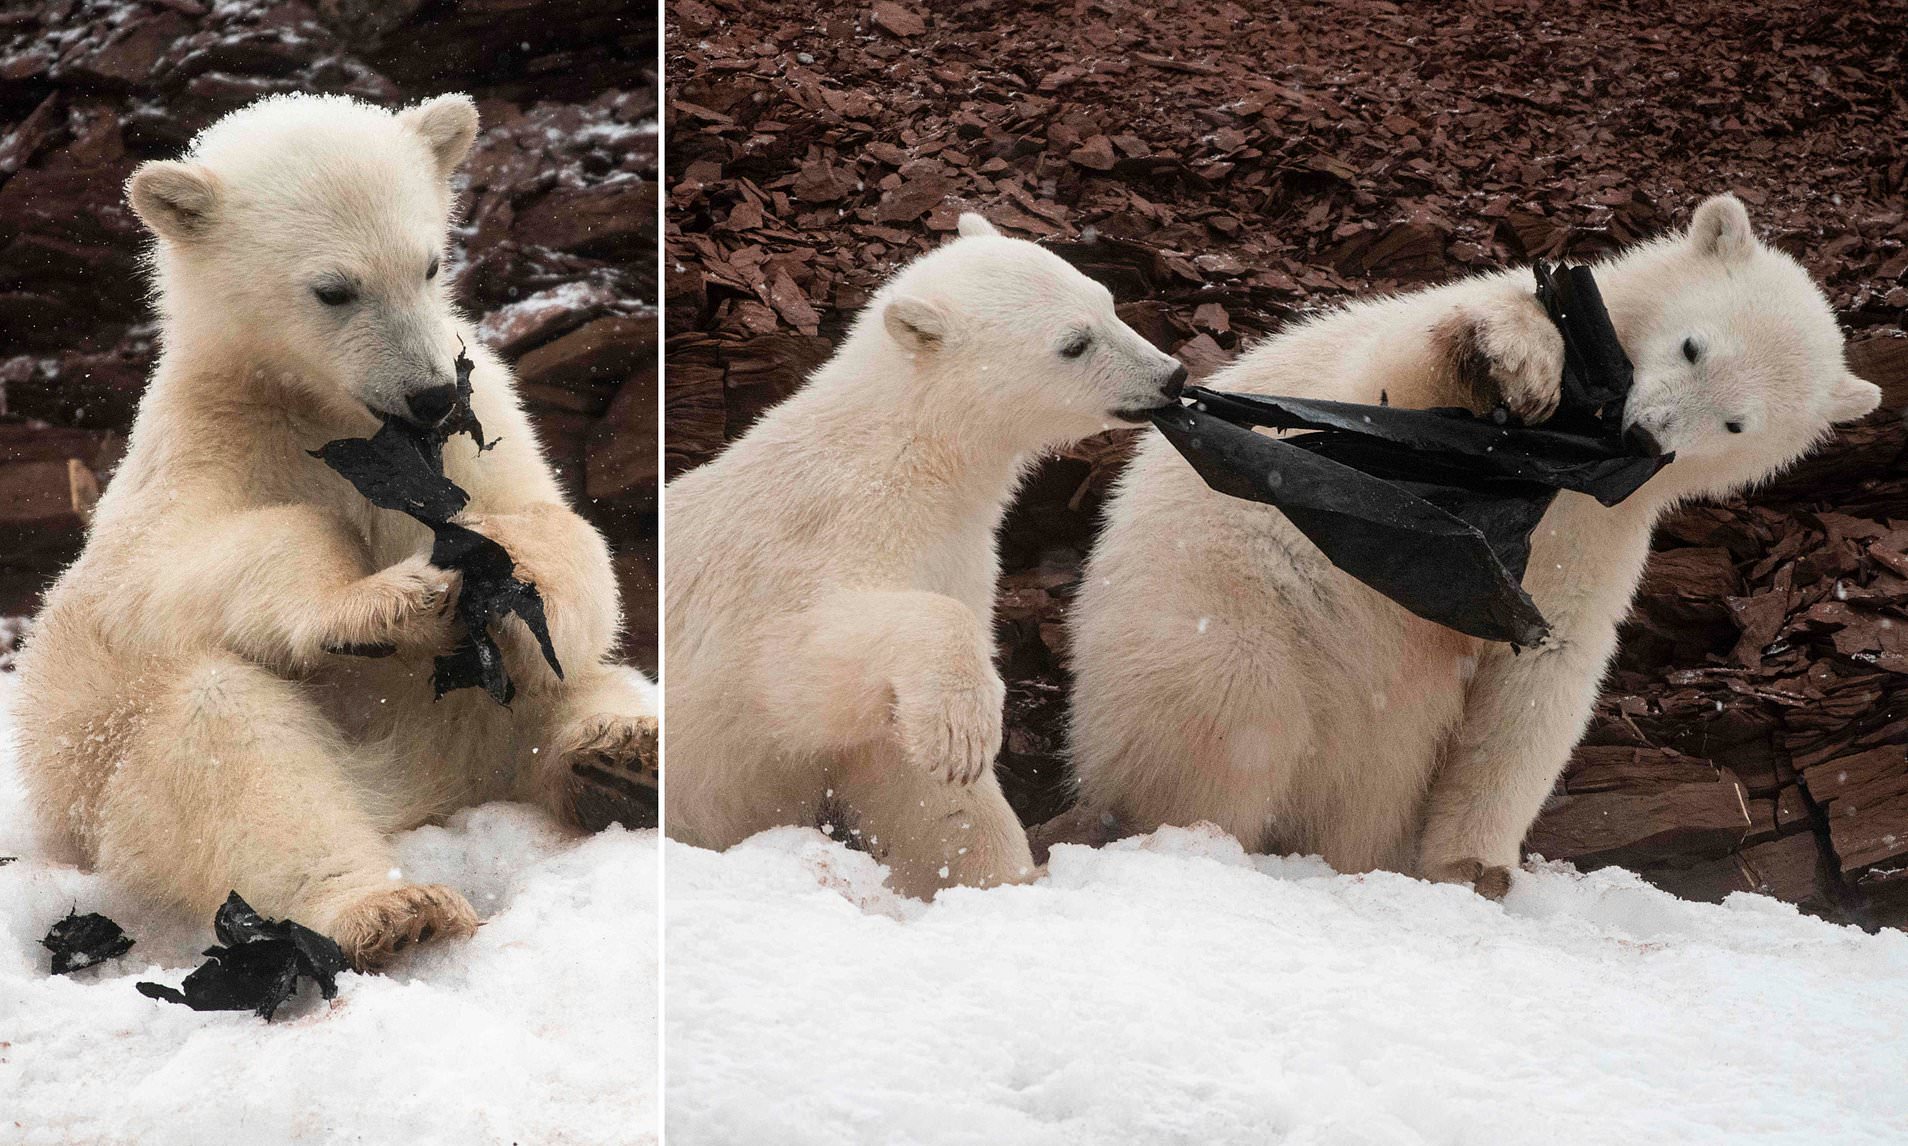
[328,883,480,972]
[557,714,660,831]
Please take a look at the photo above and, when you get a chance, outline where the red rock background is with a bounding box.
[0,0,660,675]
[666,0,1908,927]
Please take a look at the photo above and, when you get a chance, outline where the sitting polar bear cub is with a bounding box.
[666,214,1186,898]
[1067,194,1881,897]
[14,93,655,969]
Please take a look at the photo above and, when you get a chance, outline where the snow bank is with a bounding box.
[0,675,659,1146]
[666,826,1908,1146]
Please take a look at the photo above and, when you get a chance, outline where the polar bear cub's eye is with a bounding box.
[1059,331,1092,359]
[426,257,440,281]
[1682,337,1702,363]
[313,281,356,307]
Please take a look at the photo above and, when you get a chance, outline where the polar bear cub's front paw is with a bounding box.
[323,554,460,656]
[893,670,1005,787]
[1460,295,1566,424]
[1423,856,1514,901]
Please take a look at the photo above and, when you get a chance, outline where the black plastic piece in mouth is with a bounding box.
[1110,403,1178,423]
[311,345,563,704]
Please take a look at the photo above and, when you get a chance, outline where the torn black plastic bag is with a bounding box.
[42,910,135,974]
[1149,262,1671,646]
[136,892,345,1020]
[310,347,562,704]
[1535,258,1638,440]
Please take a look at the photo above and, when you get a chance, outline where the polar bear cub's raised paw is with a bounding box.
[894,672,1006,787]
[1437,292,1567,423]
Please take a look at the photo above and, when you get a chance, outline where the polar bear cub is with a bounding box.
[666,214,1187,898]
[1067,195,1881,897]
[14,93,655,969]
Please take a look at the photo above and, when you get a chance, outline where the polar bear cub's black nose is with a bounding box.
[1161,362,1188,402]
[1624,422,1666,458]
[406,384,458,426]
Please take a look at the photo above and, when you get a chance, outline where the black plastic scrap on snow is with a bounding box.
[41,909,134,974]
[310,346,563,704]
[136,892,345,1021]
[1150,262,1672,646]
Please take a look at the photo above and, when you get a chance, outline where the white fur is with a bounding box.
[665,215,1186,898]
[14,93,654,969]
[1066,195,1881,896]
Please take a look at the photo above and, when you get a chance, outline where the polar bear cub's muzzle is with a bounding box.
[1108,356,1188,423]
[1082,315,1187,424]
[345,304,464,427]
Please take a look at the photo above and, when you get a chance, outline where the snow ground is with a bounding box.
[667,826,1908,1146]
[0,674,660,1146]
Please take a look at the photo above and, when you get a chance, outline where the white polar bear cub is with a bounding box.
[1068,195,1881,898]
[666,214,1187,898]
[14,93,655,969]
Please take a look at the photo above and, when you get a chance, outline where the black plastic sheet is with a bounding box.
[311,347,563,704]
[136,892,345,1020]
[1150,263,1671,645]
[41,910,134,974]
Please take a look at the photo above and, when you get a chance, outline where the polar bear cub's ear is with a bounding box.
[128,161,221,243]
[1689,194,1755,262]
[1826,371,1883,423]
[884,295,950,351]
[400,93,480,178]
[956,213,1002,239]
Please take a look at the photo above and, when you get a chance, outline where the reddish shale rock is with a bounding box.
[667,0,1908,926]
[1528,748,1753,871]
[0,0,659,674]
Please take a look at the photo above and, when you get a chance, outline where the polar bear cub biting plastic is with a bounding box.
[1067,194,1881,898]
[13,93,655,969]
[666,214,1187,898]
